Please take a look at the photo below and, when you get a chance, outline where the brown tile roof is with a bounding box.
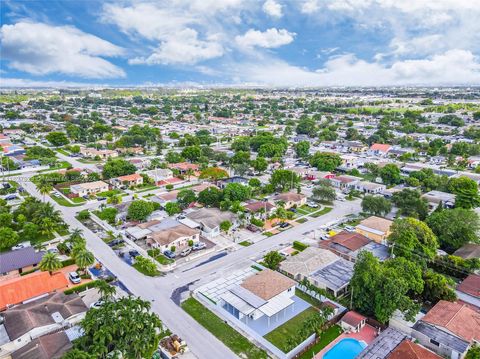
[244,201,275,213]
[241,269,296,301]
[329,231,371,251]
[341,311,366,327]
[147,224,199,246]
[357,216,393,233]
[272,192,306,203]
[117,173,142,181]
[370,143,392,152]
[453,243,480,259]
[387,340,442,359]
[0,272,68,310]
[457,274,480,299]
[422,300,480,342]
[11,331,72,359]
[4,292,87,340]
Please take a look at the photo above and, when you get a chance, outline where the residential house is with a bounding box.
[168,162,199,175]
[0,292,87,356]
[412,300,480,358]
[355,216,393,245]
[386,340,442,359]
[244,200,276,219]
[453,243,480,260]
[358,327,407,359]
[183,208,238,238]
[368,143,392,157]
[330,175,361,191]
[145,168,175,186]
[0,247,44,279]
[279,247,354,297]
[340,311,367,333]
[129,158,151,170]
[271,192,306,209]
[9,330,74,359]
[421,190,456,210]
[219,269,296,327]
[117,147,144,155]
[355,181,386,194]
[217,176,249,189]
[456,274,480,309]
[0,272,68,310]
[80,147,118,159]
[146,224,200,252]
[110,173,143,188]
[320,231,389,262]
[70,180,109,197]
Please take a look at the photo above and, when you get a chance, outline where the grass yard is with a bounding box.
[296,217,308,224]
[132,262,160,276]
[56,148,70,156]
[264,307,319,352]
[295,289,322,308]
[135,184,158,193]
[239,240,252,246]
[297,325,342,359]
[147,249,174,265]
[310,207,333,218]
[182,298,268,359]
[71,197,86,203]
[297,205,320,215]
[50,194,83,207]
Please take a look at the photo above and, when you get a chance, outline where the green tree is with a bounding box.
[199,167,228,181]
[251,157,268,173]
[270,169,300,192]
[134,256,158,276]
[75,249,95,273]
[296,117,316,137]
[181,145,202,162]
[392,189,429,220]
[165,202,182,216]
[107,194,122,205]
[96,280,116,300]
[37,180,53,202]
[466,345,480,359]
[312,184,336,202]
[197,187,223,207]
[309,152,342,171]
[263,251,284,270]
[223,183,251,202]
[426,208,480,253]
[379,164,401,186]
[72,297,164,359]
[448,176,480,209]
[220,220,232,232]
[0,226,19,251]
[295,141,310,159]
[361,195,392,216]
[176,189,197,209]
[39,252,62,274]
[388,217,439,264]
[21,222,39,242]
[102,158,137,179]
[127,200,154,221]
[422,269,457,304]
[46,131,69,146]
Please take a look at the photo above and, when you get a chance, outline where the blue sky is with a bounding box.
[1,0,480,87]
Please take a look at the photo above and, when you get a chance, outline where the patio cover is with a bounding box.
[258,294,294,317]
[220,291,256,316]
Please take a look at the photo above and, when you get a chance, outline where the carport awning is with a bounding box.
[220,291,256,316]
[125,227,151,240]
[259,295,294,317]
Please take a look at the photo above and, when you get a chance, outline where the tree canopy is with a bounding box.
[309,152,342,171]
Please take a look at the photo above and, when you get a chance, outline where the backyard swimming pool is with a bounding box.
[323,338,367,359]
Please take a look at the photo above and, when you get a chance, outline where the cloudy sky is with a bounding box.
[1,0,480,87]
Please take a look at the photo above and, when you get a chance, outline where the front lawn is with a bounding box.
[310,207,333,218]
[182,297,268,359]
[132,262,160,277]
[147,249,174,265]
[264,307,319,352]
[297,325,342,359]
[50,194,83,207]
[239,240,252,246]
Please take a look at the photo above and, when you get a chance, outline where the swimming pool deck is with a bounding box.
[315,324,377,358]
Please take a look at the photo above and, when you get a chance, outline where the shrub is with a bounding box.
[293,241,309,251]
[251,218,264,227]
[61,258,75,267]
[77,210,91,220]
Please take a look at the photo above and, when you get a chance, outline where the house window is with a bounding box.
[430,339,440,347]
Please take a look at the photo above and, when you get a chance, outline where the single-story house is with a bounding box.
[330,175,361,191]
[217,176,249,188]
[387,339,443,359]
[220,269,296,327]
[110,173,143,188]
[183,208,238,238]
[357,327,407,359]
[0,292,87,356]
[356,216,393,245]
[421,190,456,210]
[80,147,118,159]
[144,168,174,186]
[168,162,199,175]
[0,247,44,279]
[9,330,74,359]
[340,311,367,333]
[355,181,386,194]
[244,201,276,218]
[412,300,480,359]
[146,224,200,252]
[457,274,480,309]
[368,143,392,157]
[70,180,109,197]
[271,192,306,209]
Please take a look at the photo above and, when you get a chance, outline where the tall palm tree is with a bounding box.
[75,248,95,274]
[39,252,62,274]
[37,181,53,202]
[96,280,116,300]
[39,217,56,237]
[70,228,83,241]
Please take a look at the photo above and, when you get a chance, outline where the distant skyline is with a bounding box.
[1,0,480,88]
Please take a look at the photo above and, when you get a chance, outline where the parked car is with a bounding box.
[47,248,59,254]
[246,224,260,233]
[163,250,176,259]
[82,195,89,200]
[97,197,106,201]
[4,194,18,201]
[68,272,81,284]
[288,208,297,213]
[180,247,192,257]
[129,250,140,258]
[279,222,290,229]
[107,239,124,247]
[12,242,31,251]
[344,225,355,232]
[192,242,207,251]
[52,192,62,198]
[307,201,319,208]
[90,299,105,309]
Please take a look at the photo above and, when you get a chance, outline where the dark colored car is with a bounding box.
[108,239,124,247]
[279,222,290,229]
[163,250,176,259]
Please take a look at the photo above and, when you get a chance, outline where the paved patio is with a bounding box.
[231,295,311,336]
[315,324,377,358]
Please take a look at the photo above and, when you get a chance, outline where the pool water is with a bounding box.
[323,338,367,359]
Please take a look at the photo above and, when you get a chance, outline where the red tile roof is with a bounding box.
[422,300,480,342]
[244,201,275,213]
[329,231,371,251]
[387,340,442,359]
[0,272,69,310]
[370,143,391,152]
[117,173,142,181]
[457,274,480,299]
[341,311,366,327]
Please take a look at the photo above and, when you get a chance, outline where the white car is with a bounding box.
[12,242,31,251]
[68,272,81,284]
[307,202,319,208]
[89,299,105,309]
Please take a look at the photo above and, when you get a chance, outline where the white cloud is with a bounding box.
[263,0,283,18]
[129,29,224,65]
[0,78,107,88]
[0,22,125,78]
[237,50,480,86]
[235,28,295,49]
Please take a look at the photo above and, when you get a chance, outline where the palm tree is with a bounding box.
[38,217,56,238]
[107,194,122,205]
[37,181,53,202]
[70,228,83,241]
[39,252,62,274]
[75,248,95,274]
[96,280,116,300]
